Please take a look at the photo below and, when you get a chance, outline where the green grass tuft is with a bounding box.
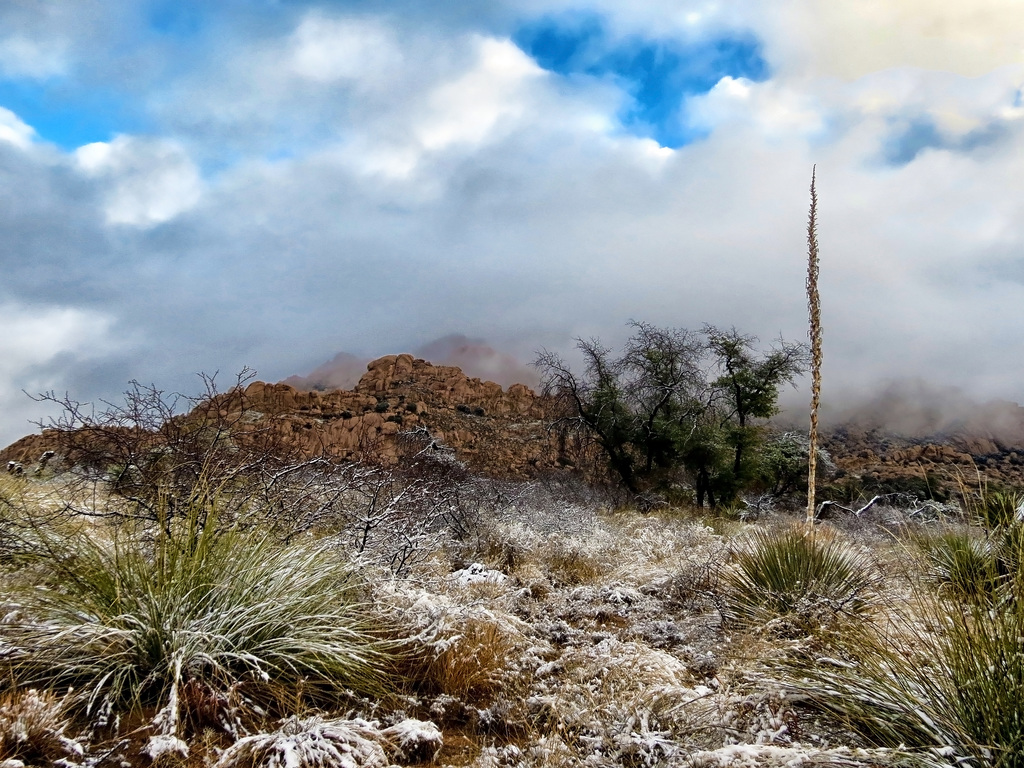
[5,506,393,730]
[916,528,1002,601]
[972,489,1024,532]
[783,595,1024,768]
[723,526,876,634]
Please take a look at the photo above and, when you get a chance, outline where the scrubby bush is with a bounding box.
[916,528,1002,601]
[0,689,82,766]
[535,322,807,506]
[915,486,1024,603]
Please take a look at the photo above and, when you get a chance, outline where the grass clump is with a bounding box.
[0,689,83,765]
[784,595,1024,768]
[723,526,876,634]
[915,484,1024,603]
[214,716,390,768]
[780,492,1024,767]
[5,505,392,740]
[972,488,1024,532]
[916,528,1002,601]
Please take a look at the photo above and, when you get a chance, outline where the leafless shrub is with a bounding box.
[30,370,318,533]
[23,377,514,576]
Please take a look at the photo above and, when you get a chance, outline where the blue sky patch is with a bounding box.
[148,2,205,38]
[0,79,146,150]
[514,12,769,147]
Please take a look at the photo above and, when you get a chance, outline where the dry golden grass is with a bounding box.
[375,578,532,706]
[0,688,82,766]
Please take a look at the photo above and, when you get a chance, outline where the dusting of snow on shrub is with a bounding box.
[451,563,509,587]
[380,718,442,763]
[214,717,392,768]
[143,734,189,762]
[0,689,84,766]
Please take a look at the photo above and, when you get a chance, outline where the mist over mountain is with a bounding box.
[283,342,1024,452]
[822,380,1024,446]
[282,335,539,393]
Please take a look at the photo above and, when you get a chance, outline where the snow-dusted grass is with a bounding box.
[781,521,1024,768]
[2,503,391,747]
[0,689,83,766]
[722,526,879,636]
[213,715,443,768]
[1,471,1006,768]
[376,577,536,705]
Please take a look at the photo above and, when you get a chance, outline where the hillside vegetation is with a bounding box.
[1,366,1023,768]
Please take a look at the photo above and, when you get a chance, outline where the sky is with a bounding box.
[1,0,1024,444]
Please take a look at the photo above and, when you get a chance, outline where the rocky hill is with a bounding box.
[6,354,1024,496]
[1,354,566,479]
[243,353,563,476]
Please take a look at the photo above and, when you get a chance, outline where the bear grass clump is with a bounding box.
[780,488,1024,768]
[3,501,392,736]
[722,526,877,635]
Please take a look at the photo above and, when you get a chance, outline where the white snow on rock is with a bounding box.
[450,562,509,587]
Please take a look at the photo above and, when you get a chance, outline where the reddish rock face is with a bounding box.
[8,356,1024,492]
[230,355,563,475]
[0,357,565,479]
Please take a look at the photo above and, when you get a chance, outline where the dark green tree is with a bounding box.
[536,323,807,507]
[706,326,809,503]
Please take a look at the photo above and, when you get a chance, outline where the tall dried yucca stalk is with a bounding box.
[806,167,822,526]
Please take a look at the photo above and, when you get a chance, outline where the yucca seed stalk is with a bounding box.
[806,166,822,526]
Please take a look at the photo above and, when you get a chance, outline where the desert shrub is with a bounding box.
[4,503,391,737]
[784,595,1024,768]
[0,689,83,765]
[528,637,716,766]
[972,488,1024,531]
[376,581,530,706]
[755,433,810,498]
[723,527,877,634]
[374,400,390,413]
[917,485,1024,603]
[214,716,388,768]
[215,716,443,768]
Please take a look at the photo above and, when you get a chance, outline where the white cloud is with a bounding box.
[289,13,403,84]
[0,34,66,78]
[74,136,202,227]
[0,302,115,376]
[5,0,1024,440]
[0,106,35,149]
[0,301,120,442]
[688,76,826,138]
[415,37,544,151]
[749,0,1024,79]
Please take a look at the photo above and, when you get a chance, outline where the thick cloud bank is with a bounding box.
[0,1,1022,445]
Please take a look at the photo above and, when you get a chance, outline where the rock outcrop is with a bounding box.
[7,355,1024,491]
[240,354,561,476]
